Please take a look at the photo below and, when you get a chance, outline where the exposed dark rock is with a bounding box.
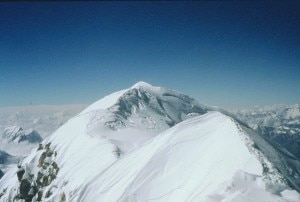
[45,142,51,151]
[38,152,47,168]
[45,189,52,198]
[14,143,60,201]
[113,146,122,158]
[0,169,4,179]
[17,166,25,182]
[60,192,66,202]
[37,190,43,201]
[37,144,43,151]
[0,188,7,198]
[19,178,31,199]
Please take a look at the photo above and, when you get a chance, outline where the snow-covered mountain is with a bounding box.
[0,126,42,177]
[0,105,85,177]
[2,126,42,144]
[0,82,299,202]
[234,104,300,160]
[234,104,300,128]
[0,126,43,157]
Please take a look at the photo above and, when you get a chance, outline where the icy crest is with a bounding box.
[131,81,154,89]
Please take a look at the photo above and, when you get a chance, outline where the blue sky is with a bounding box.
[0,1,299,109]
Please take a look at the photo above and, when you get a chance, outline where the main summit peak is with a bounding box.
[131,81,154,89]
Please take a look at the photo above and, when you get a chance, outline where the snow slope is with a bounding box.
[0,82,299,202]
[77,112,265,202]
[76,111,300,202]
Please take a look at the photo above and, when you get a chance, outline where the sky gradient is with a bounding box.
[0,1,299,109]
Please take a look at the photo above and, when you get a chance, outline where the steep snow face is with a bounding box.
[82,82,210,129]
[82,82,211,153]
[106,82,210,129]
[0,110,120,202]
[77,112,297,202]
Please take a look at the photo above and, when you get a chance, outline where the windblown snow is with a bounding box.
[0,82,299,202]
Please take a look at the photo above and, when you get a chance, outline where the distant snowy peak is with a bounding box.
[80,81,159,115]
[83,81,211,131]
[131,81,157,90]
[236,104,300,119]
[2,126,42,144]
[110,85,209,128]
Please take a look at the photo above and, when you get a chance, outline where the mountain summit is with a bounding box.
[0,82,299,202]
[2,126,42,144]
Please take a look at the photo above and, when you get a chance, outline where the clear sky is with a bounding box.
[0,1,299,109]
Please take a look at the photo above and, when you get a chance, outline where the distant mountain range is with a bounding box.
[0,126,43,177]
[0,104,86,179]
[234,104,300,159]
[0,104,86,139]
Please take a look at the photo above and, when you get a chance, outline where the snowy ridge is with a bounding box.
[0,82,299,202]
[76,112,265,201]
